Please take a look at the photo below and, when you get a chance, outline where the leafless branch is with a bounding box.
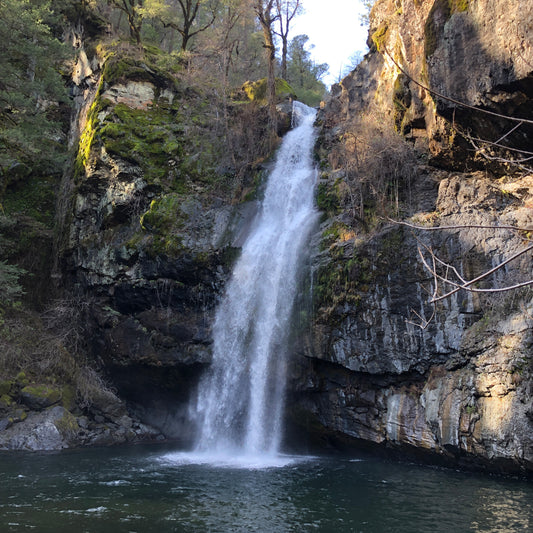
[385,217,532,234]
[417,239,533,303]
[386,218,533,328]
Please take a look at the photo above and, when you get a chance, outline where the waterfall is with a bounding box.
[193,101,319,459]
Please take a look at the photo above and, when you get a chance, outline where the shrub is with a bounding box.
[329,109,418,227]
[0,261,26,311]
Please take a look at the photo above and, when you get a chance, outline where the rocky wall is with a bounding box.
[290,0,533,474]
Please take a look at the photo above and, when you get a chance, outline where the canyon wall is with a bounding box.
[4,0,531,473]
[288,0,533,474]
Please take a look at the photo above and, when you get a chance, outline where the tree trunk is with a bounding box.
[255,1,278,138]
[281,37,287,80]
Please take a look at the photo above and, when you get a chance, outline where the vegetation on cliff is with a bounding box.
[305,0,533,473]
[0,0,328,447]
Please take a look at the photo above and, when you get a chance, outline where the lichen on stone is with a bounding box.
[371,22,390,53]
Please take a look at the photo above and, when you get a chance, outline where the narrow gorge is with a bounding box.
[0,0,531,478]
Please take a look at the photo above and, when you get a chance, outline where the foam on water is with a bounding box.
[158,451,314,470]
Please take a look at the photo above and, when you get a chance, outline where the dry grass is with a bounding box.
[0,299,113,409]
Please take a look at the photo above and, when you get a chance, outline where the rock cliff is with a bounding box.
[3,1,531,474]
[287,0,533,474]
[56,38,294,443]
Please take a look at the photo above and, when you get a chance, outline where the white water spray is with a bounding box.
[193,102,318,461]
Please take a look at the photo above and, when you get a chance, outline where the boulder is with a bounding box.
[20,385,61,410]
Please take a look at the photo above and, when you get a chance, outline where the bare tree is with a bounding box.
[108,0,144,44]
[274,0,301,80]
[254,0,279,136]
[164,0,220,51]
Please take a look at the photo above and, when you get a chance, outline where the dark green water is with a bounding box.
[1,445,531,532]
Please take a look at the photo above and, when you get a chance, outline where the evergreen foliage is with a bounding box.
[0,260,25,311]
[286,34,327,106]
[0,0,70,186]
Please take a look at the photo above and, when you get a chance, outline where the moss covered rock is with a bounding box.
[20,384,61,410]
[242,78,296,104]
[53,408,79,443]
[0,380,13,397]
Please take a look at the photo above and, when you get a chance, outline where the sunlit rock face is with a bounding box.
[322,0,533,167]
[288,0,533,474]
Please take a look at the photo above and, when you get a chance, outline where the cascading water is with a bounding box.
[193,101,319,460]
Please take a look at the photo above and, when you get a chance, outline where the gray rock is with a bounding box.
[0,406,74,451]
[292,0,533,474]
[20,385,61,410]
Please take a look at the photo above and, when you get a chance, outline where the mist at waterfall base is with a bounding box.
[2,444,532,532]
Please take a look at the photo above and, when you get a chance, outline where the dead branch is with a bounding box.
[386,218,533,328]
[385,217,533,234]
[416,239,533,303]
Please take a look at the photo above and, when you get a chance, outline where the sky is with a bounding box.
[291,0,370,87]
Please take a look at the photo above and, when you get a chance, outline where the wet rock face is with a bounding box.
[296,172,533,472]
[292,0,533,473]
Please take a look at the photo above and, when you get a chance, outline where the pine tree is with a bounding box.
[286,34,327,106]
[0,0,70,187]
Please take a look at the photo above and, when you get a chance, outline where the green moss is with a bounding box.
[0,380,13,396]
[101,47,179,87]
[139,194,185,256]
[61,385,76,411]
[74,46,185,184]
[74,80,106,178]
[103,56,149,84]
[313,250,365,320]
[425,0,469,58]
[449,0,468,12]
[99,103,185,186]
[316,181,341,215]
[140,194,180,232]
[321,221,352,249]
[21,384,61,405]
[242,78,296,104]
[76,44,233,197]
[314,228,405,322]
[0,394,13,407]
[53,409,78,440]
[10,409,27,422]
[371,23,389,53]
[16,371,29,387]
[392,74,411,133]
